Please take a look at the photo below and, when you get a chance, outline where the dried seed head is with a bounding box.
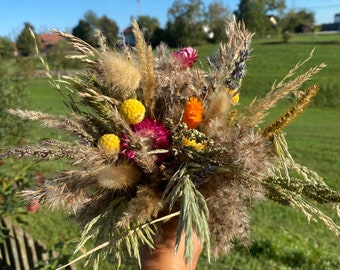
[97,164,141,190]
[101,51,141,99]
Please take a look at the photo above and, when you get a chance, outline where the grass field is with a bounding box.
[7,33,340,269]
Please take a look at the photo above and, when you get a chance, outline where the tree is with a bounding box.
[98,15,119,48]
[281,9,315,33]
[16,22,39,56]
[0,37,15,59]
[72,11,119,48]
[205,0,231,43]
[84,10,99,27]
[150,27,167,47]
[137,15,160,44]
[166,0,206,47]
[234,0,286,37]
[72,19,97,46]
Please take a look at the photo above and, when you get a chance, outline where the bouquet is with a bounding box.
[2,18,339,269]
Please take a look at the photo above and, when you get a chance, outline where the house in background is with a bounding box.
[321,13,340,31]
[122,27,135,46]
[38,33,63,52]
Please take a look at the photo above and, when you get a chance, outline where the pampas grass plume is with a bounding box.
[97,164,141,190]
[101,51,141,99]
[201,90,232,136]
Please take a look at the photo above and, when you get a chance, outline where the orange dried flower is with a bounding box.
[182,97,204,129]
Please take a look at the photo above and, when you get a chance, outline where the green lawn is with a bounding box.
[8,33,340,269]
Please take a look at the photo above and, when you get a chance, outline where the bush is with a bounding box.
[282,31,292,43]
[0,58,32,242]
[314,79,340,108]
[0,60,29,146]
[0,37,15,60]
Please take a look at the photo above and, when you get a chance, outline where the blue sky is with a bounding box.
[1,0,339,40]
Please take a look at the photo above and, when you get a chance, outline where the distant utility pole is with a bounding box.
[137,0,141,18]
[291,0,296,10]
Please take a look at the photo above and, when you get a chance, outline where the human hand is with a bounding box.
[140,216,203,270]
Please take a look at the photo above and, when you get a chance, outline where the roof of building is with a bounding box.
[38,33,63,49]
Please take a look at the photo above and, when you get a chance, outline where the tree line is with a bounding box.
[1,0,315,60]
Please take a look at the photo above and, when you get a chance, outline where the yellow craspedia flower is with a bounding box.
[119,99,145,125]
[228,89,240,104]
[182,97,204,129]
[182,138,205,151]
[98,134,121,155]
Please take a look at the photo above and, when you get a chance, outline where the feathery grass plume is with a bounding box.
[100,51,141,100]
[97,164,141,190]
[22,169,99,213]
[262,85,320,139]
[200,90,232,136]
[239,51,326,127]
[117,184,164,227]
[7,109,94,143]
[132,18,156,117]
[202,178,252,256]
[0,139,101,165]
[230,130,273,179]
[53,30,99,60]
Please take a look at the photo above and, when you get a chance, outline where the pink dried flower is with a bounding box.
[173,47,198,68]
[121,118,171,162]
[120,133,136,159]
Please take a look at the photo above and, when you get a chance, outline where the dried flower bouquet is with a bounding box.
[2,18,339,269]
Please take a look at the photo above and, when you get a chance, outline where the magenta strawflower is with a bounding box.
[173,47,198,68]
[132,118,171,162]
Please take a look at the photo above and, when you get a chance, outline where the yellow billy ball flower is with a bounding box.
[98,134,121,155]
[182,138,205,151]
[228,89,240,104]
[119,99,145,125]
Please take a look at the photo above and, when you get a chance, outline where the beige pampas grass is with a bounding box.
[200,90,232,136]
[101,51,141,100]
[97,164,141,190]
